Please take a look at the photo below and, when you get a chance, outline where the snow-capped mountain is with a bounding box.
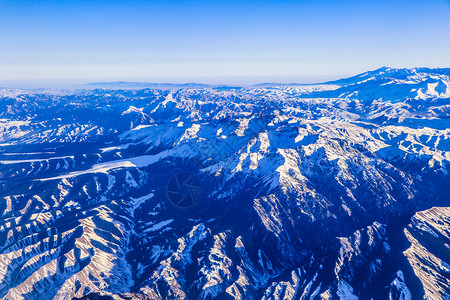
[0,67,449,299]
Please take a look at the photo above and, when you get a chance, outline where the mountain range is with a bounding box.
[0,67,449,299]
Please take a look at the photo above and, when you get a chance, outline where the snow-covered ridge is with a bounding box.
[0,67,449,299]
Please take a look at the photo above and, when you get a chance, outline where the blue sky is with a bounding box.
[1,0,450,86]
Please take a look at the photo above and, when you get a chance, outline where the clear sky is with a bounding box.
[1,0,450,86]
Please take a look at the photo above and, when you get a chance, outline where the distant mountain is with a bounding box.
[303,66,450,105]
[80,81,214,89]
[326,66,450,84]
[0,67,449,299]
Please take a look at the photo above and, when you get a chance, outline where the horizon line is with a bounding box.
[1,65,449,89]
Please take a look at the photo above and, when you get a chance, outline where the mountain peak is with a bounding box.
[326,66,450,86]
[0,68,449,299]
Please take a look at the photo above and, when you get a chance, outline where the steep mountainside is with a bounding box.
[0,67,449,299]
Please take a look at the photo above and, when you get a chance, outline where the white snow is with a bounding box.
[130,192,154,211]
[144,219,174,233]
[390,271,412,300]
[336,280,358,300]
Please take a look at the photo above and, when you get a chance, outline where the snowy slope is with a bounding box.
[0,67,449,299]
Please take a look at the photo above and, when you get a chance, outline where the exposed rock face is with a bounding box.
[403,207,450,299]
[0,67,449,299]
